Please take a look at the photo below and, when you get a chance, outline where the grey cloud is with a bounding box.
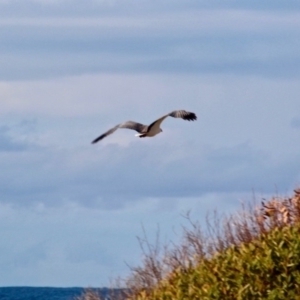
[0,126,30,151]
[1,5,300,80]
[1,33,300,81]
[1,137,298,209]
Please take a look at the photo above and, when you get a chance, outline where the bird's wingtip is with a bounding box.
[91,135,104,144]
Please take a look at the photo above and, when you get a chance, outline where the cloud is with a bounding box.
[1,7,300,80]
[1,134,298,210]
[0,125,31,151]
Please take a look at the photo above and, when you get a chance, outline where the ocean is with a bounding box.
[0,287,121,300]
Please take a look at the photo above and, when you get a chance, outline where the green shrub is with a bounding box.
[127,189,300,300]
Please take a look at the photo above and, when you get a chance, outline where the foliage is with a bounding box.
[133,225,300,300]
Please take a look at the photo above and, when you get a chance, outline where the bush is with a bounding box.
[79,189,300,300]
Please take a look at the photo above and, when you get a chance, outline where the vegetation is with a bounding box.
[77,189,300,300]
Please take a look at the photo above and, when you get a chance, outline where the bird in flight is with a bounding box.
[91,110,197,144]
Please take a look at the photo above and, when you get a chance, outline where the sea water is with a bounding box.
[0,287,114,300]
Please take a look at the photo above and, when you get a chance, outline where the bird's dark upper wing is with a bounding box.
[91,125,120,143]
[168,110,197,121]
[91,121,148,144]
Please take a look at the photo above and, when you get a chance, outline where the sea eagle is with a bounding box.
[91,110,197,144]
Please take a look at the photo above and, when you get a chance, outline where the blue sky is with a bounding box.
[1,0,300,287]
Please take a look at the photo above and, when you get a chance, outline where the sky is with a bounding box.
[1,0,300,287]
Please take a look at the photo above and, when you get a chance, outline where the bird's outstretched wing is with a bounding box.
[119,121,148,133]
[147,110,197,132]
[169,110,197,121]
[91,121,147,143]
